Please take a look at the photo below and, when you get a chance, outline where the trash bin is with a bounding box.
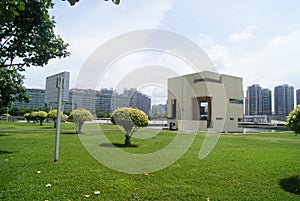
[169,122,176,130]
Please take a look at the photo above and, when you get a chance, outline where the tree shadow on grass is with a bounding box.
[0,134,10,137]
[0,150,14,155]
[279,175,300,195]
[100,143,139,148]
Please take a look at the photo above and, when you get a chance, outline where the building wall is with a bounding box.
[12,88,46,109]
[111,88,151,114]
[261,88,272,115]
[167,71,243,133]
[246,85,272,115]
[274,84,294,115]
[247,84,262,115]
[297,89,300,106]
[70,88,99,115]
[45,71,70,107]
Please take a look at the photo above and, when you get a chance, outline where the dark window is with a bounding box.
[229,99,243,104]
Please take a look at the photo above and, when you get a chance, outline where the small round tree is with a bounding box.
[47,109,64,128]
[31,111,48,126]
[110,107,149,146]
[69,109,93,134]
[24,113,31,122]
[286,104,300,135]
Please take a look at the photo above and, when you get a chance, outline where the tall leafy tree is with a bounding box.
[0,0,69,107]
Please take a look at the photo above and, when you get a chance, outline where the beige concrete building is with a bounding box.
[167,71,243,133]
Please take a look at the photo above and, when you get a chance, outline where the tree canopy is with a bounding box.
[0,68,30,107]
[69,108,93,134]
[0,0,70,71]
[48,109,64,128]
[110,107,149,145]
[286,104,300,135]
[64,0,120,6]
[31,111,48,126]
[0,0,70,107]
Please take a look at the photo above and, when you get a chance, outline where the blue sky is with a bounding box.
[23,0,300,104]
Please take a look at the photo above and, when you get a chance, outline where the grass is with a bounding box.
[0,121,300,200]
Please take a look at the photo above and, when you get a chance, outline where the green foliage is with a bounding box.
[110,107,148,133]
[286,104,300,135]
[0,69,30,107]
[2,113,10,117]
[69,108,93,134]
[23,112,31,122]
[47,109,63,120]
[110,107,148,145]
[48,109,64,128]
[0,0,69,108]
[64,0,120,6]
[96,110,110,118]
[0,0,70,71]
[31,111,48,126]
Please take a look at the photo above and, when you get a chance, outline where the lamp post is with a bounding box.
[54,78,64,162]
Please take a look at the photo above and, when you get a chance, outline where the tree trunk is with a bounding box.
[40,119,43,126]
[54,119,57,128]
[124,133,131,146]
[77,122,83,134]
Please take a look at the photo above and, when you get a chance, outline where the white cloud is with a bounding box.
[23,0,173,89]
[229,25,255,42]
[197,33,215,49]
[207,27,300,91]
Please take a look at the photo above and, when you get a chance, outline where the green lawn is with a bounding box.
[0,121,300,201]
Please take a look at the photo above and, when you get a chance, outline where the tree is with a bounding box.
[1,0,70,71]
[64,0,120,6]
[24,112,31,122]
[97,110,110,118]
[31,111,48,126]
[0,68,30,107]
[69,109,93,134]
[110,107,149,146]
[286,104,300,135]
[48,109,64,128]
[0,0,69,107]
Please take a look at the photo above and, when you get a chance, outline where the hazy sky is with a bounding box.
[23,0,300,103]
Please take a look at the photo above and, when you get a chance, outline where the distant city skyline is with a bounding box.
[246,83,297,116]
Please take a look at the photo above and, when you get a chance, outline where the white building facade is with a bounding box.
[167,71,243,133]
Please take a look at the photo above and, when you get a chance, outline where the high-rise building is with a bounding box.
[111,88,151,114]
[296,89,300,106]
[261,88,272,115]
[274,84,294,115]
[99,88,114,113]
[247,84,262,115]
[246,84,272,115]
[45,71,70,110]
[12,88,46,109]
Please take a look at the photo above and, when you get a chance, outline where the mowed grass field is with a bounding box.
[0,121,300,201]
